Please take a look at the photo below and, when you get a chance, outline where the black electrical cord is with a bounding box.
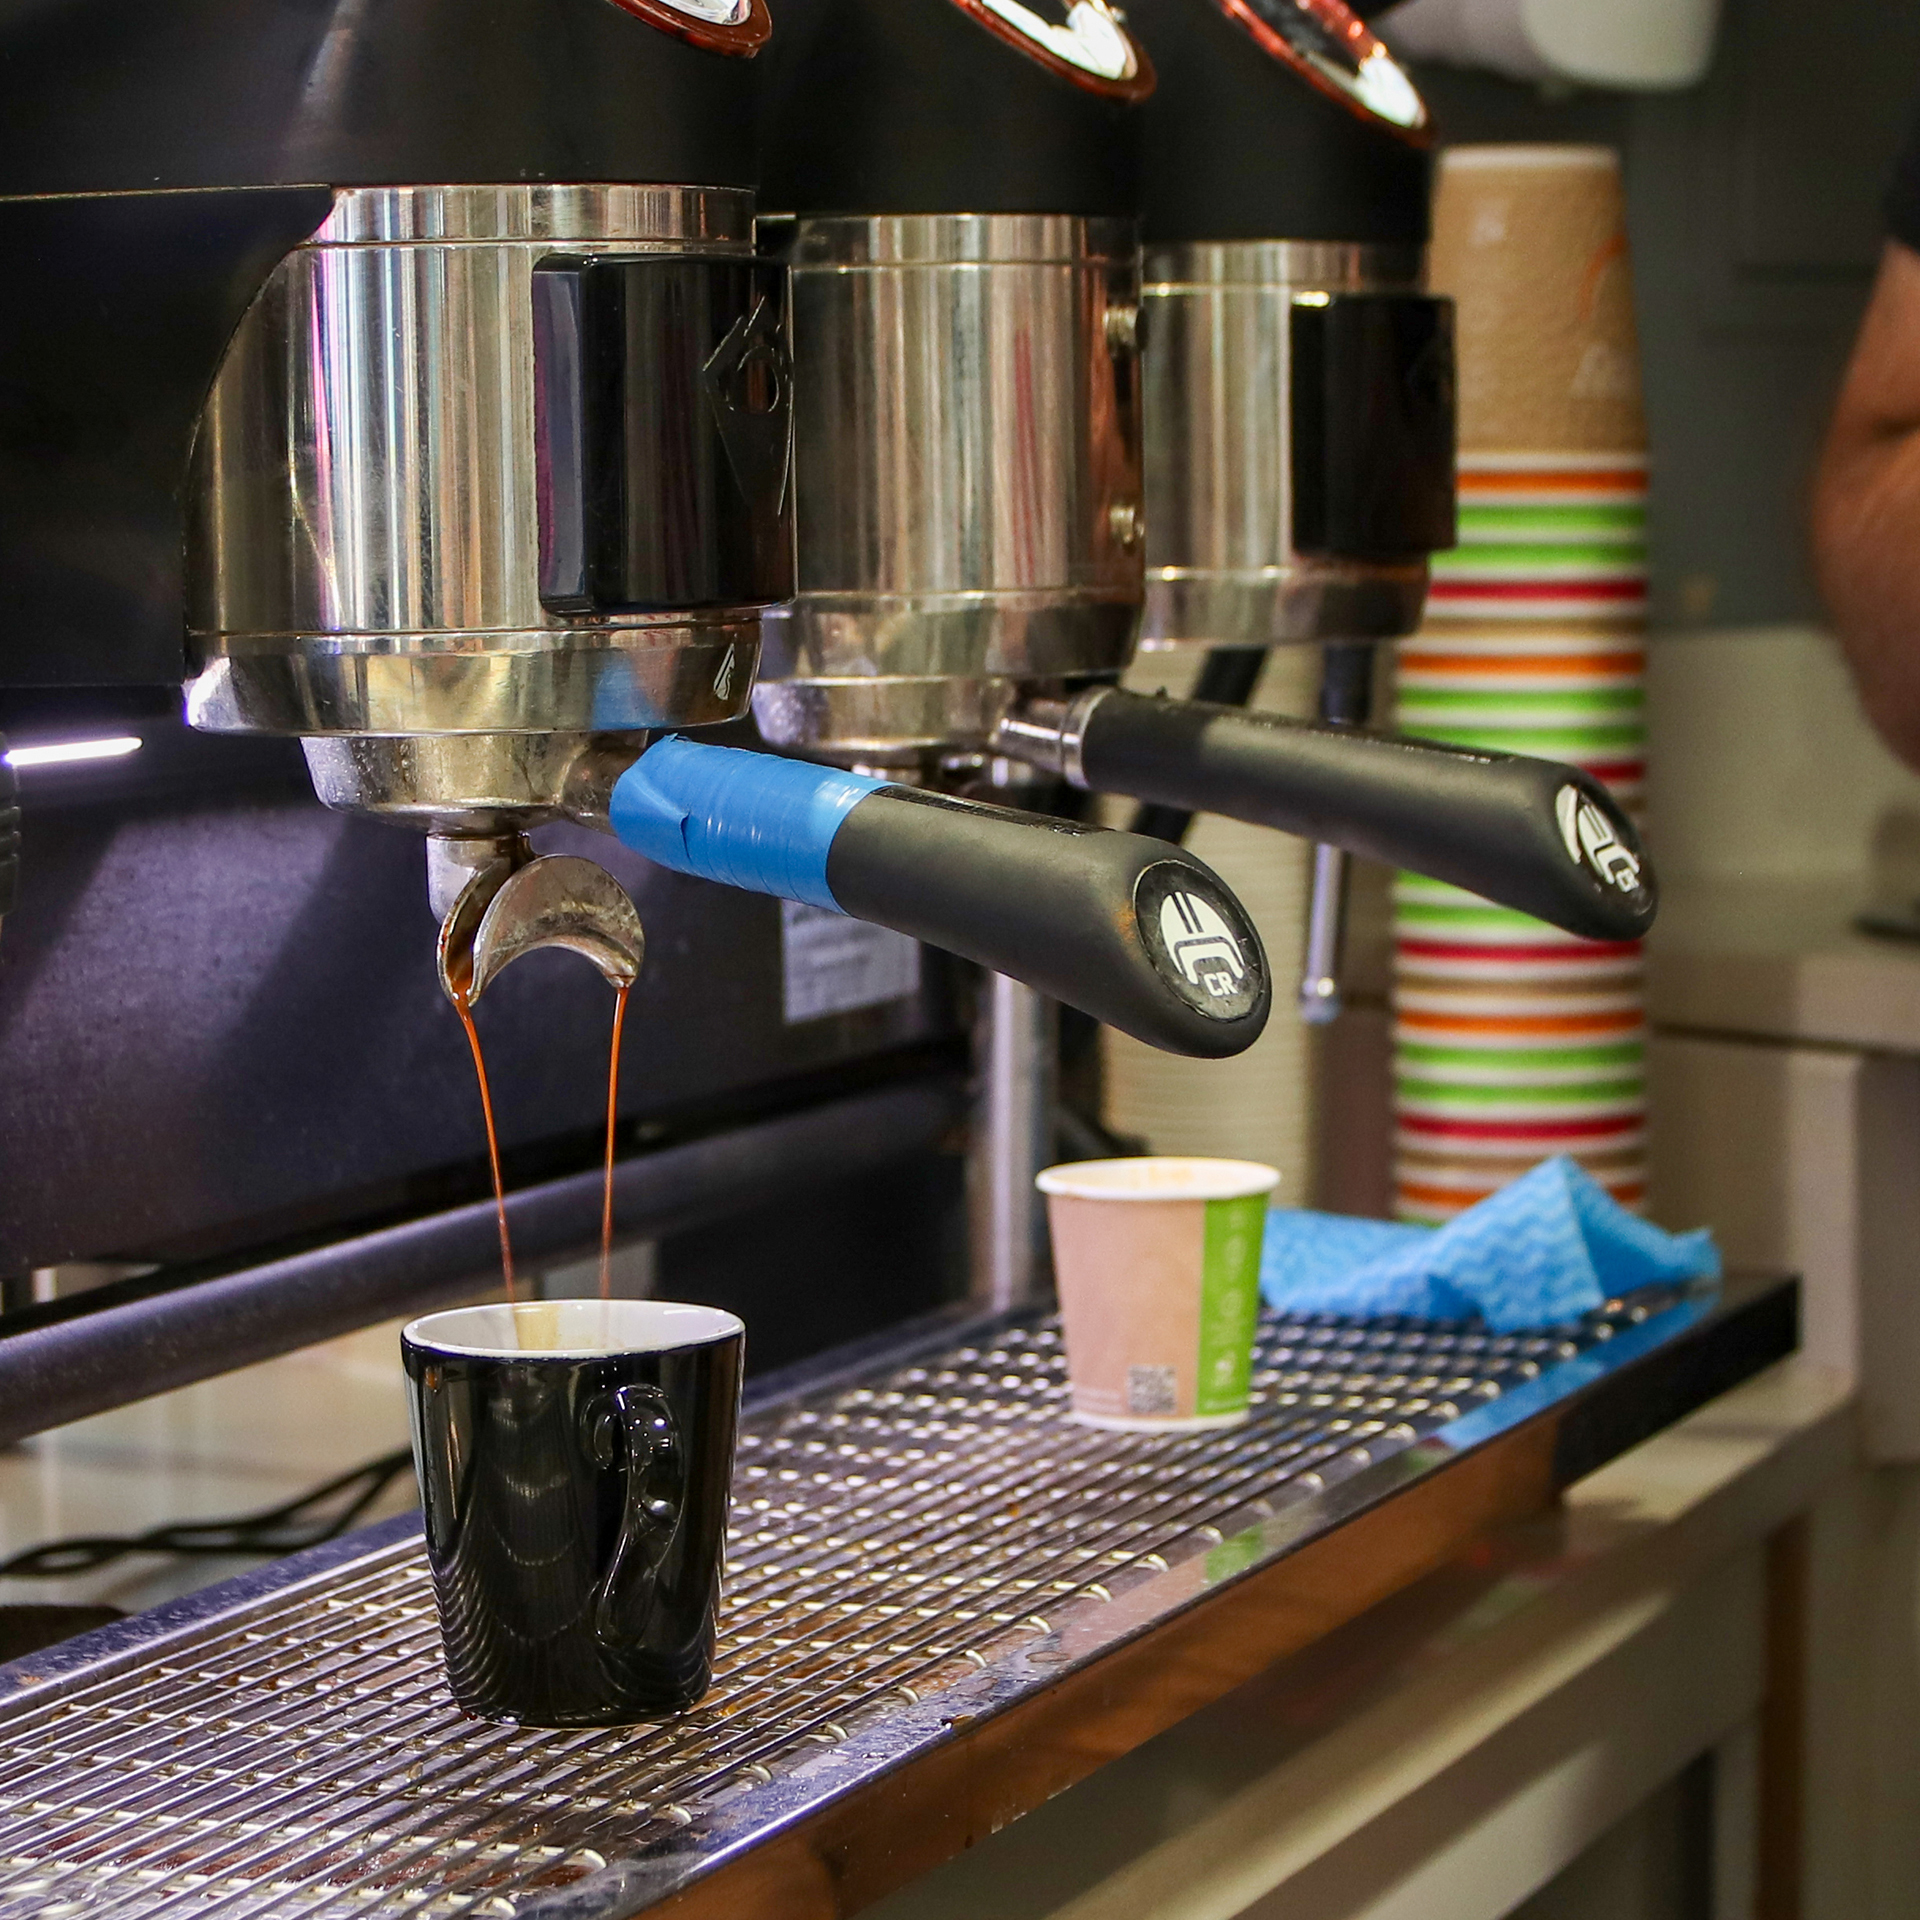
[0,1447,417,1579]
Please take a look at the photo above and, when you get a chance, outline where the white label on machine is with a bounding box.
[780,900,921,1024]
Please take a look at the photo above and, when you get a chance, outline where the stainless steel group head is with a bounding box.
[750,212,1146,769]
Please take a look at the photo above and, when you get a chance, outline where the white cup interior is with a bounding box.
[1035,1156,1281,1203]
[405,1298,743,1359]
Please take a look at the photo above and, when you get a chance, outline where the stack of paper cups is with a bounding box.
[1393,147,1648,1224]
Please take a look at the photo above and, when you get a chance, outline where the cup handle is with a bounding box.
[588,1383,683,1643]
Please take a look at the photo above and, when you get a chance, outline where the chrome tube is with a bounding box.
[969,972,1057,1311]
[1298,841,1348,1024]
[754,213,1144,765]
[1141,239,1428,649]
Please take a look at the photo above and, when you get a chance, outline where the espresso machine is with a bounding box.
[0,13,1805,1905]
[755,0,1653,1299]
[0,0,1291,1420]
[4,0,1282,1055]
[187,165,1267,1058]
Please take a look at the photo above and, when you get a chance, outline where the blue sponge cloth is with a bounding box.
[1259,1155,1720,1333]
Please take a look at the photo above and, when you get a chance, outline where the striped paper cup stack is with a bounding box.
[1391,451,1648,1223]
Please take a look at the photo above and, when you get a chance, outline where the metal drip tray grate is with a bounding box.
[0,1285,1789,1918]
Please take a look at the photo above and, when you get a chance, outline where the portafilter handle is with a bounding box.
[603,737,1271,1060]
[995,687,1656,944]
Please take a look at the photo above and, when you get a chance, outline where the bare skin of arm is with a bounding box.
[1813,241,1920,770]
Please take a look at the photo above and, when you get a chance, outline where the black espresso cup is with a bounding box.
[402,1299,744,1726]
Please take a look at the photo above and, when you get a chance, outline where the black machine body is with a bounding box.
[0,0,769,713]
[758,0,1151,218]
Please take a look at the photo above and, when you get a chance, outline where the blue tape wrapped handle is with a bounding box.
[608,736,883,914]
[607,738,1273,1059]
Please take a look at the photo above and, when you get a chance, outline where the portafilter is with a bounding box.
[1062,0,1458,1020]
[189,174,1271,1055]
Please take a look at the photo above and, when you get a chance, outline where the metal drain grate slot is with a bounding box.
[0,1302,1665,1917]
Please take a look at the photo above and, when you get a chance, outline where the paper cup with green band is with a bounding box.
[1037,1158,1279,1431]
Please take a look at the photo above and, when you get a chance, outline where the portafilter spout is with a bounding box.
[429,833,646,1010]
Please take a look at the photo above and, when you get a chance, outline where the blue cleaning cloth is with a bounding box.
[1260,1155,1721,1333]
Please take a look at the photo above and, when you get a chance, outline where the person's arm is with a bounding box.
[1813,241,1920,770]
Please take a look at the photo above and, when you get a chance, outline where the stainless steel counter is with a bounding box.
[0,1279,1794,1919]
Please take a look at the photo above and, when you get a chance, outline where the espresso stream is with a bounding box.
[599,984,632,1299]
[450,982,517,1299]
[452,978,631,1305]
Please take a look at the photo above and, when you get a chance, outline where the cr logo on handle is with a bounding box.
[1159,891,1249,999]
[1134,864,1268,1028]
[1555,785,1644,895]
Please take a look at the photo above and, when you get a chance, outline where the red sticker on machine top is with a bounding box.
[945,0,1156,101]
[1214,0,1430,140]
[604,0,771,58]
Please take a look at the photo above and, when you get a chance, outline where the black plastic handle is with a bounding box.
[1077,690,1656,942]
[826,788,1271,1059]
[1128,646,1268,845]
[532,254,793,616]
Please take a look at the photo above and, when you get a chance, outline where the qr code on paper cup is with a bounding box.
[1126,1365,1178,1416]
